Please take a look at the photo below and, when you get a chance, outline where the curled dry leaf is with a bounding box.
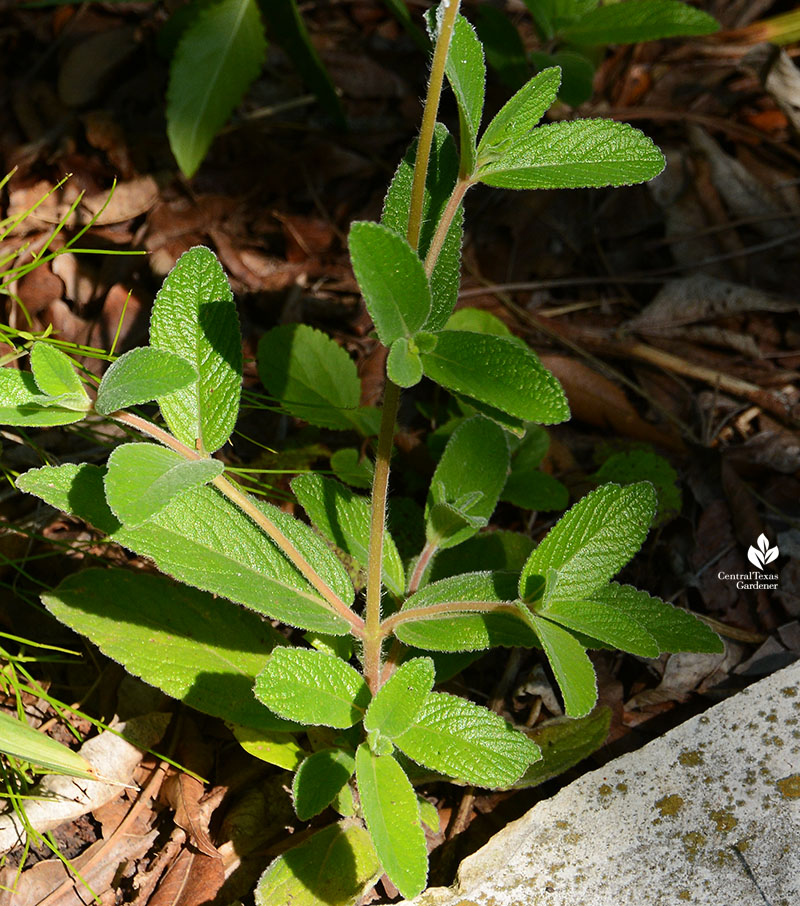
[539,354,684,452]
[627,274,797,333]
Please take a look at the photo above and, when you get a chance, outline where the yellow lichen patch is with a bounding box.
[598,783,612,796]
[678,749,703,767]
[555,819,569,829]
[780,686,797,697]
[616,782,628,793]
[678,890,692,900]
[683,831,706,862]
[655,793,684,817]
[709,808,738,833]
[776,774,800,799]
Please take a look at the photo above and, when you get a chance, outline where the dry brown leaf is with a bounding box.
[689,126,788,237]
[57,27,138,108]
[627,274,797,332]
[0,829,158,906]
[82,177,159,226]
[0,713,170,854]
[539,355,684,452]
[742,44,800,133]
[145,849,225,906]
[161,773,221,860]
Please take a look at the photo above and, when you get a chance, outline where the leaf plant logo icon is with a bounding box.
[747,533,779,571]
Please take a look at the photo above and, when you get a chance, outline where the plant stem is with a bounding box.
[363,2,462,693]
[112,410,364,637]
[406,0,461,251]
[380,600,522,638]
[407,541,439,596]
[380,600,522,639]
[423,177,472,278]
[210,474,365,637]
[363,378,401,693]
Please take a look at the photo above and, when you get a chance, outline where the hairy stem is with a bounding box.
[380,600,522,639]
[363,378,401,692]
[424,178,472,278]
[407,540,439,596]
[406,0,461,251]
[112,410,364,637]
[363,3,462,692]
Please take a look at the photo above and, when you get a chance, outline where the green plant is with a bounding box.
[473,0,719,106]
[1,3,723,902]
[160,0,345,177]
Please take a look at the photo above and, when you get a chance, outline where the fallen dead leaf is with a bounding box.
[626,273,797,333]
[539,355,685,452]
[57,27,139,108]
[146,848,225,906]
[0,829,158,906]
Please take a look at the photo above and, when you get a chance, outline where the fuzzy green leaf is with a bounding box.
[592,582,723,653]
[364,658,435,739]
[330,448,374,489]
[429,530,534,583]
[427,11,485,174]
[421,331,569,424]
[254,647,370,727]
[512,707,611,788]
[18,463,353,635]
[42,569,291,732]
[475,5,530,91]
[520,482,656,602]
[95,347,198,415]
[166,0,267,177]
[478,119,665,190]
[149,246,241,453]
[527,612,597,717]
[560,0,719,45]
[292,748,356,820]
[445,306,519,340]
[396,571,538,652]
[104,443,224,526]
[477,67,561,165]
[501,424,567,512]
[355,746,428,898]
[425,416,509,549]
[503,468,569,512]
[382,124,463,330]
[537,598,659,656]
[387,337,423,388]
[255,822,381,906]
[348,222,431,345]
[394,691,540,787]
[594,449,681,524]
[230,725,304,770]
[291,473,405,598]
[0,369,86,426]
[29,342,89,410]
[0,710,96,780]
[531,51,595,107]
[257,323,366,431]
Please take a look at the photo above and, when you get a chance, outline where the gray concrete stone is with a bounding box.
[405,662,800,906]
